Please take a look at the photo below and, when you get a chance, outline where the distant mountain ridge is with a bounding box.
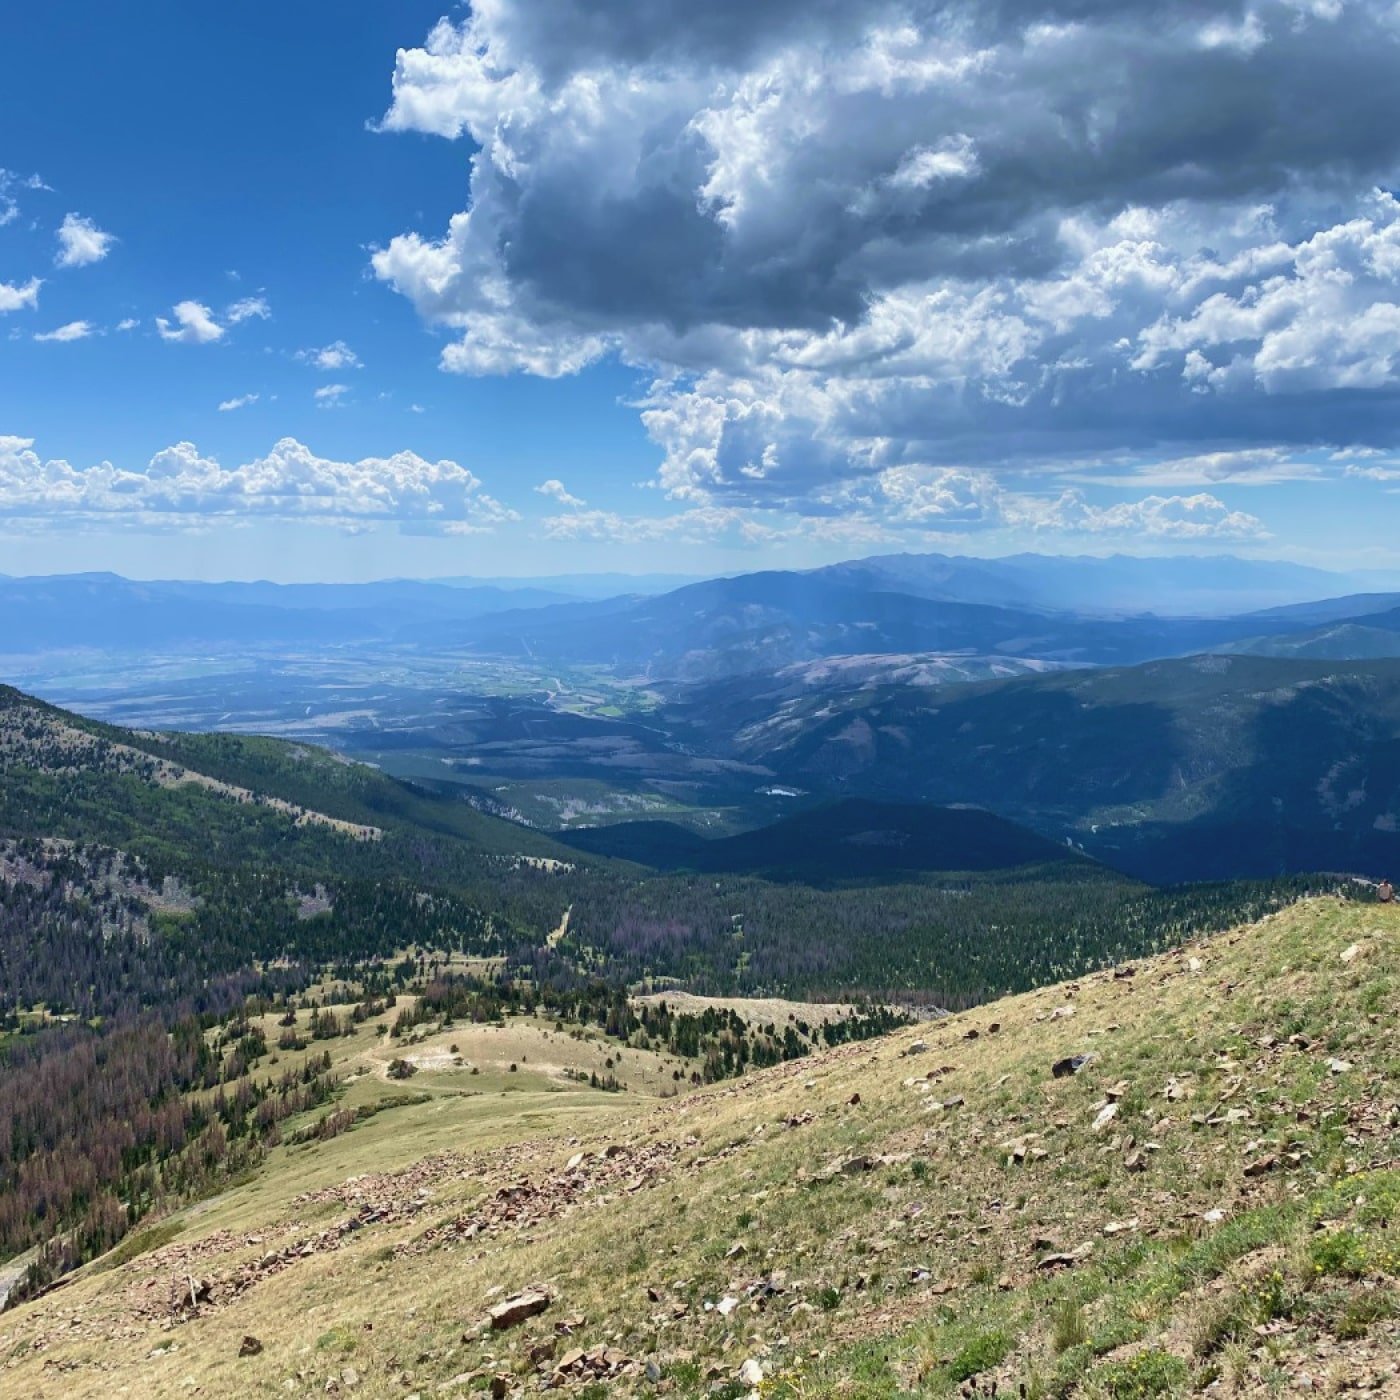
[3,554,1396,672]
[663,654,1400,883]
[810,550,1384,616]
[558,797,1083,881]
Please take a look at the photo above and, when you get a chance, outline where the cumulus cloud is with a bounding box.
[156,300,226,345]
[534,478,586,508]
[226,295,271,324]
[314,383,350,406]
[0,434,518,532]
[0,278,41,314]
[156,296,269,344]
[218,393,259,412]
[298,340,361,371]
[55,213,116,268]
[842,466,1267,539]
[371,0,1400,530]
[34,320,95,343]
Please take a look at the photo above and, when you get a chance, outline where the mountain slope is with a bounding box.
[559,797,1085,881]
[666,655,1400,882]
[2,896,1393,1397]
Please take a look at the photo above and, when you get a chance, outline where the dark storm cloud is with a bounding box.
[374,0,1400,518]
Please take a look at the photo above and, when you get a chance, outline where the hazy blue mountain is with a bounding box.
[428,571,709,598]
[0,574,572,652]
[1240,593,1400,626]
[1215,597,1400,660]
[813,552,1389,616]
[447,569,1321,678]
[3,560,1394,681]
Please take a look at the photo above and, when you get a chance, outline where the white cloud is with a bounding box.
[371,1,1400,526]
[314,383,350,406]
[1132,193,1400,392]
[34,320,95,343]
[534,478,586,508]
[541,504,777,545]
[1069,448,1323,488]
[0,433,518,531]
[297,340,361,371]
[1020,489,1269,540]
[844,466,1270,540]
[0,278,41,314]
[55,213,116,269]
[157,300,226,345]
[227,296,271,324]
[0,170,48,228]
[218,393,260,412]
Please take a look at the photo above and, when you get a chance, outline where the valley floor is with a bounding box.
[2,899,1397,1398]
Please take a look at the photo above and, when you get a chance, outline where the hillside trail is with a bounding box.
[546,904,572,948]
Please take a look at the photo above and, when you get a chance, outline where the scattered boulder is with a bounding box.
[238,1335,263,1357]
[488,1287,552,1331]
[1092,1103,1119,1132]
[739,1358,765,1386]
[1052,1054,1093,1079]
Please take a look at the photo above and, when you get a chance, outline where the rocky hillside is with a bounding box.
[1,896,1395,1397]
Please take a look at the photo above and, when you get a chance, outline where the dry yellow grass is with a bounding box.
[2,897,1396,1398]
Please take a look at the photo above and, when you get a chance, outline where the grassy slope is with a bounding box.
[2,898,1396,1397]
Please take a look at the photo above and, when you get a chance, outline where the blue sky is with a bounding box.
[3,1,1400,580]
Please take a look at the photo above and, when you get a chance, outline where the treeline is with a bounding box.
[559,868,1356,1006]
[394,974,911,1085]
[0,1013,338,1304]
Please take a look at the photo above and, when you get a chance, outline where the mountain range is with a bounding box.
[6,556,1400,679]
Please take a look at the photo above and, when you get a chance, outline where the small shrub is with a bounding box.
[1091,1348,1188,1398]
[948,1330,1012,1383]
[1335,1289,1398,1340]
[1309,1229,1370,1279]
